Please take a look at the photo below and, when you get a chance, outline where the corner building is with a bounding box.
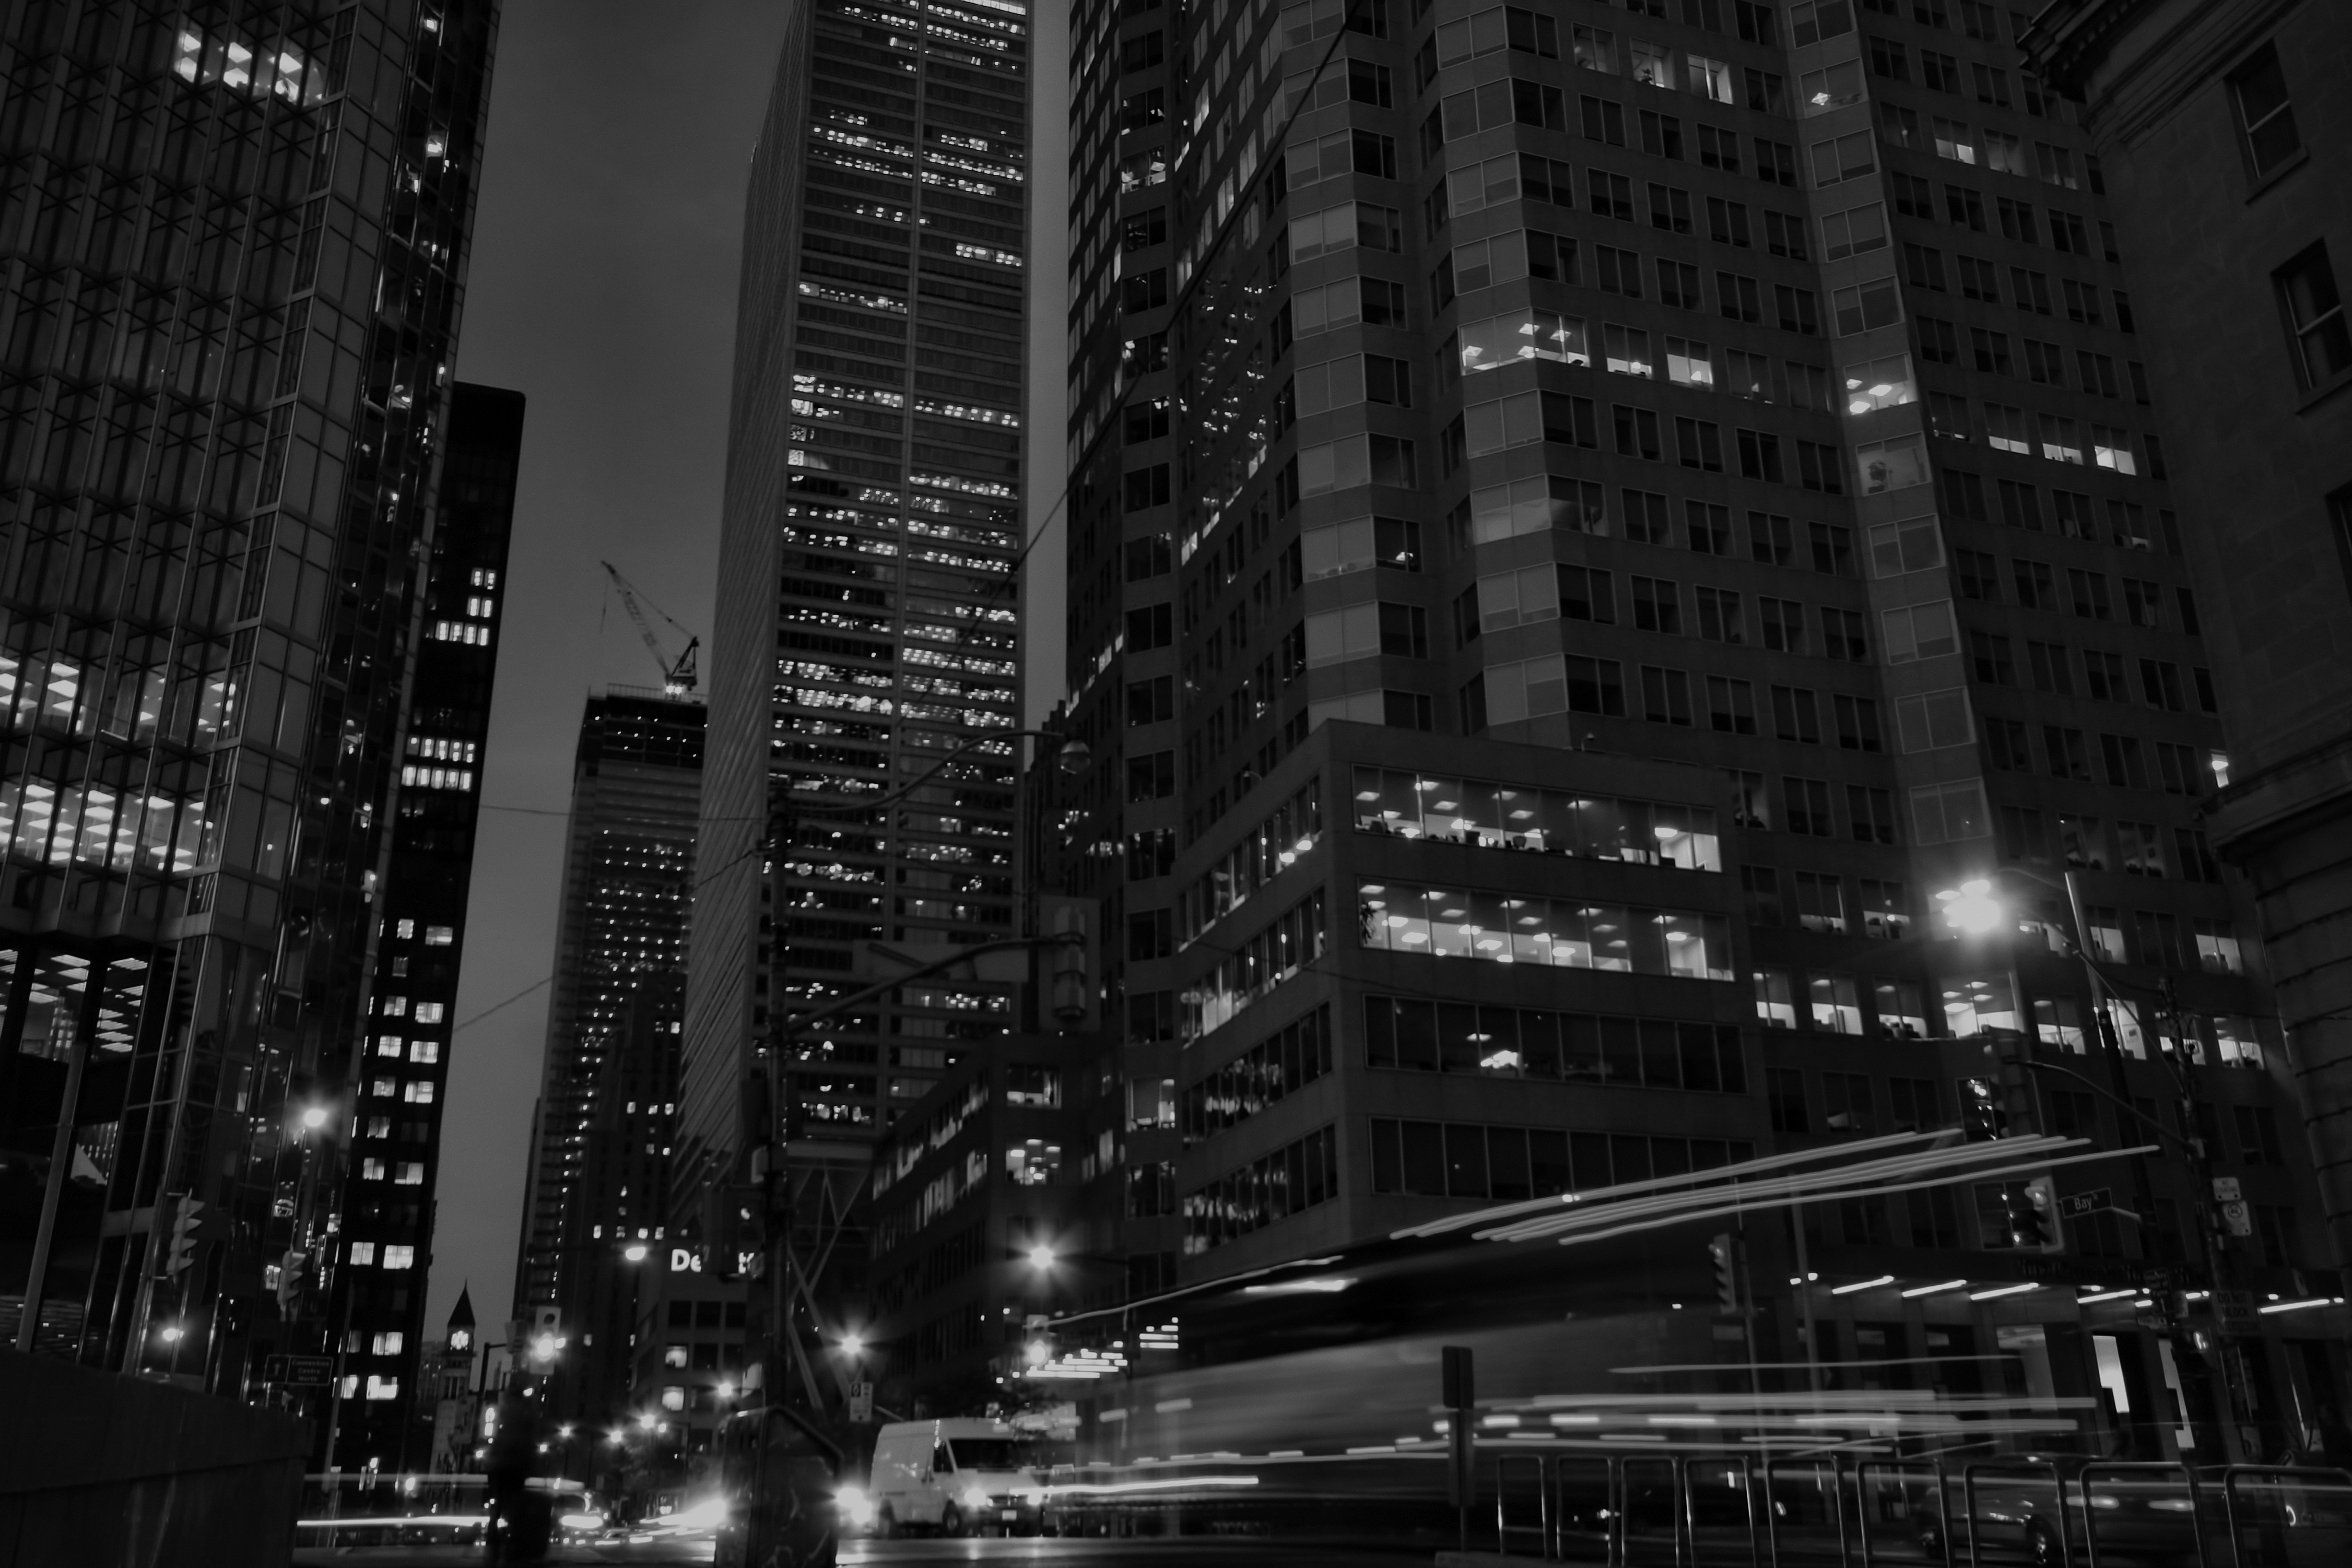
[1050,0,2347,1457]
[2020,0,2352,1277]
[686,0,1032,1220]
[0,0,497,1425]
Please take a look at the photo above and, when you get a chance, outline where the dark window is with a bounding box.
[2229,43,2301,179]
[2277,243,2352,391]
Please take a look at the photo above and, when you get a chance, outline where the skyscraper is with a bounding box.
[2021,0,2352,1275]
[327,380,522,1472]
[0,3,499,1421]
[1037,0,2345,1457]
[512,693,700,1378]
[683,0,1033,1287]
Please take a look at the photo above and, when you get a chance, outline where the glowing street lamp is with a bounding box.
[839,1333,864,1358]
[1025,1242,1056,1270]
[622,1243,648,1262]
[1934,878,2005,936]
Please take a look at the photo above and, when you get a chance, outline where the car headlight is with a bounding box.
[560,1513,605,1530]
[961,1487,994,1510]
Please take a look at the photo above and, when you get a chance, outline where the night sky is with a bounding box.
[427,0,1069,1340]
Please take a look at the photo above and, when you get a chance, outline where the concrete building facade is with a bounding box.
[2023,0,2352,1279]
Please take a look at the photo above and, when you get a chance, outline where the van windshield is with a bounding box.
[947,1439,1032,1472]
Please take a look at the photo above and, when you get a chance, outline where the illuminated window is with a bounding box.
[425,926,454,946]
[662,1386,687,1412]
[383,1245,416,1270]
[366,1375,399,1400]
[372,1331,405,1355]
[349,1242,378,1265]
[410,1041,441,1064]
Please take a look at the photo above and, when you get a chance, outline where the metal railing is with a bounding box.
[1465,1451,2349,1568]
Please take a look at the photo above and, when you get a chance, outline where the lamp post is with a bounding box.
[1933,864,2257,1461]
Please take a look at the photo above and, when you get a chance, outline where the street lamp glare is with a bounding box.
[1936,878,2005,936]
[301,1105,328,1129]
[840,1333,864,1357]
[623,1243,648,1262]
[1026,1242,1056,1270]
[1054,737,1091,775]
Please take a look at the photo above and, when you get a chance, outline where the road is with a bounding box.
[292,1538,1438,1566]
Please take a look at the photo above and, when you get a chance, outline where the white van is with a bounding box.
[867,1418,1047,1537]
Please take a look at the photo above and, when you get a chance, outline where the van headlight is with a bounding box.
[961,1487,994,1510]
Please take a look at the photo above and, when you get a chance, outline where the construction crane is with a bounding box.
[601,560,700,697]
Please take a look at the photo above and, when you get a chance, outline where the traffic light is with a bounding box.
[1981,1032,2040,1136]
[1708,1233,1741,1313]
[274,1249,307,1317]
[2002,1177,2064,1252]
[162,1195,206,1278]
[1038,895,1100,1031]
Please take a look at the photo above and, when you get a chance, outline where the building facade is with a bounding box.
[1033,0,2348,1460]
[511,693,700,1373]
[2022,0,2352,1275]
[683,0,1039,1398]
[863,1027,1105,1409]
[0,0,499,1435]
[558,971,683,1430]
[326,378,521,1471]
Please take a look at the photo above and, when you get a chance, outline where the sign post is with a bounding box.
[1442,1345,1474,1555]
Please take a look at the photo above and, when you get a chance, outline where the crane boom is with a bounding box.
[601,560,700,695]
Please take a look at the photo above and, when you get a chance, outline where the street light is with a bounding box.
[1933,878,2006,936]
[622,1243,648,1262]
[1025,1243,1056,1270]
[531,1333,559,1363]
[838,1333,864,1358]
[301,1105,330,1130]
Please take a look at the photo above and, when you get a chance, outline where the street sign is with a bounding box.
[2059,1189,2112,1220]
[2131,1262,2187,1289]
[2212,1289,2259,1336]
[264,1353,332,1386]
[848,1381,874,1423]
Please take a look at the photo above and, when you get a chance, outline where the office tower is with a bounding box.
[0,1,498,1417]
[1043,0,2344,1456]
[327,381,522,1471]
[512,692,700,1386]
[561,973,683,1429]
[682,0,1033,1309]
[2021,2,2352,1268]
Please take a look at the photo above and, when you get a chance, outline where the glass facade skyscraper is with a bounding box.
[513,691,701,1359]
[685,0,1033,1200]
[0,0,498,1436]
